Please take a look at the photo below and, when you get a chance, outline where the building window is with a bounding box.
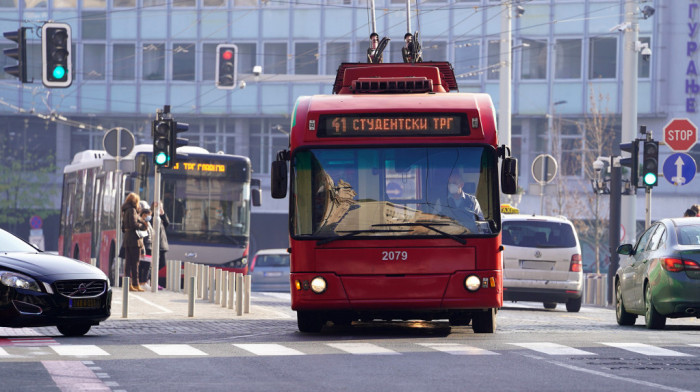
[113,0,135,7]
[55,0,77,7]
[83,44,106,80]
[589,37,617,79]
[325,42,349,75]
[422,40,446,62]
[521,39,547,80]
[389,41,403,63]
[264,43,287,75]
[638,36,650,78]
[174,0,195,5]
[82,11,107,40]
[561,123,583,177]
[113,44,135,80]
[173,43,195,81]
[249,120,289,174]
[295,42,318,75]
[454,40,480,80]
[203,0,227,6]
[143,43,165,80]
[235,43,256,75]
[143,0,166,6]
[234,0,257,6]
[487,40,500,80]
[202,43,217,81]
[555,39,581,79]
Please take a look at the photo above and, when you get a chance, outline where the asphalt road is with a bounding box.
[1,293,699,392]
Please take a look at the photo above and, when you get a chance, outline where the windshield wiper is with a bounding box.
[316,228,410,245]
[372,222,466,245]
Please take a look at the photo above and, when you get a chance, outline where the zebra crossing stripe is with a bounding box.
[50,345,110,356]
[601,343,692,357]
[418,343,499,356]
[234,344,304,356]
[510,342,595,356]
[327,342,399,355]
[143,344,207,356]
[0,347,8,356]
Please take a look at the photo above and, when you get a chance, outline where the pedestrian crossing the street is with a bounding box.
[0,341,698,359]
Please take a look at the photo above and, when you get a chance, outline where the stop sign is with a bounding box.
[664,118,698,152]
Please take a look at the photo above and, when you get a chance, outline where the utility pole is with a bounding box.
[620,0,638,245]
[499,1,512,149]
[608,157,621,305]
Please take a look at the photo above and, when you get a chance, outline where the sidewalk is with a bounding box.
[110,286,292,321]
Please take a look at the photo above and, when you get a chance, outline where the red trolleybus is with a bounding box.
[271,62,518,333]
[59,145,261,285]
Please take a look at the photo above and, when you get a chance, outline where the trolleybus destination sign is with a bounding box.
[318,113,468,137]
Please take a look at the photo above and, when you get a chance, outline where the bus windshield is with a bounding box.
[292,145,499,239]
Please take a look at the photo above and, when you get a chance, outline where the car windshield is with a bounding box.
[256,254,290,267]
[0,230,39,253]
[502,220,577,248]
[291,146,499,239]
[676,225,700,245]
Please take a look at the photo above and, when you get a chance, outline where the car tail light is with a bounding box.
[569,254,582,272]
[662,258,684,272]
[684,260,700,271]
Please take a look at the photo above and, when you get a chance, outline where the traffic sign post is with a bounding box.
[531,154,558,215]
[664,118,698,152]
[663,152,697,186]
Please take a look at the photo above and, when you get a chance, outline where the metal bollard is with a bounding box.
[209,267,216,303]
[166,260,172,291]
[202,265,209,301]
[197,264,204,298]
[235,273,243,316]
[188,276,196,317]
[228,271,235,310]
[244,275,251,314]
[220,272,228,308]
[215,268,222,305]
[122,277,129,318]
[177,261,183,293]
[90,258,97,267]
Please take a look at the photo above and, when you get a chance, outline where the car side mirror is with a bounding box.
[616,243,635,256]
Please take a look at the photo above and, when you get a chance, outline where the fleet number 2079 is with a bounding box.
[382,251,408,261]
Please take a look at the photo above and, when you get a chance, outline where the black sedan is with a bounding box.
[0,228,111,336]
[615,217,700,329]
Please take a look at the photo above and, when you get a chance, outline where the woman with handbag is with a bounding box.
[121,193,148,292]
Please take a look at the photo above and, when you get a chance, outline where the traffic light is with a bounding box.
[153,119,172,167]
[41,22,72,88]
[642,140,659,187]
[169,121,189,167]
[215,44,238,89]
[619,139,639,188]
[3,27,28,83]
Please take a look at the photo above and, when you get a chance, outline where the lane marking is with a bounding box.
[510,342,595,356]
[327,342,400,355]
[0,327,42,336]
[143,344,207,356]
[51,345,110,356]
[234,343,305,356]
[520,353,694,392]
[601,343,692,357]
[42,360,111,392]
[418,343,499,356]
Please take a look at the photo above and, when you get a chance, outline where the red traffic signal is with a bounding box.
[215,44,238,90]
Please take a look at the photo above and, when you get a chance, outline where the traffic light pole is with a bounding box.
[644,131,653,230]
[151,166,161,293]
[608,157,621,306]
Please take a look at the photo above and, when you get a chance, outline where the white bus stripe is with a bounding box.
[143,344,207,356]
[510,342,594,356]
[234,343,304,356]
[601,343,692,357]
[50,345,110,356]
[327,343,399,355]
[418,343,499,356]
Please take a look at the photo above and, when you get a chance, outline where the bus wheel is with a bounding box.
[297,311,325,333]
[472,308,496,333]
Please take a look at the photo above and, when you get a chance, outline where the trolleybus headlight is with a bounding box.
[310,277,327,294]
[464,275,481,292]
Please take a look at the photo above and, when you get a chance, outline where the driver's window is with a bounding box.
[634,225,657,253]
[647,224,665,251]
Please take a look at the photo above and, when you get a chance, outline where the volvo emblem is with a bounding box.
[534,250,542,258]
[77,283,87,294]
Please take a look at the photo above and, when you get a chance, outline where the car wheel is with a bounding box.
[645,283,666,330]
[543,302,557,310]
[297,311,325,333]
[472,308,496,333]
[566,297,582,313]
[449,312,471,326]
[616,280,637,326]
[57,323,92,337]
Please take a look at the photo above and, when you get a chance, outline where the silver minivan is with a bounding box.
[250,248,290,292]
[501,213,583,312]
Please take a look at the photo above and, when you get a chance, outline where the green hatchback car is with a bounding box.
[615,217,700,329]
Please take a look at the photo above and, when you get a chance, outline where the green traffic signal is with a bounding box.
[52,65,65,79]
[154,151,169,165]
[643,172,657,186]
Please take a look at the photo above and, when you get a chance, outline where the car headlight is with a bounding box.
[310,277,327,294]
[464,275,481,292]
[0,271,42,292]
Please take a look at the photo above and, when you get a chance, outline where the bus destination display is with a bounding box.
[317,113,468,137]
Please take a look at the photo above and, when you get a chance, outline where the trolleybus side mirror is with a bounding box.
[271,160,288,199]
[501,157,518,195]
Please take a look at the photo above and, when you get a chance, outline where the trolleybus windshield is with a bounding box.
[292,145,499,239]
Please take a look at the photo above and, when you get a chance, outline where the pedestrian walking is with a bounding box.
[138,201,154,290]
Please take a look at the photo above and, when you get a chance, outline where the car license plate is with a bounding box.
[263,271,283,277]
[69,298,100,309]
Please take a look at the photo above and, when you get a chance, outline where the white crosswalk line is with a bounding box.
[418,343,499,356]
[0,347,8,356]
[51,345,110,356]
[327,342,399,355]
[234,343,304,356]
[601,343,692,357]
[689,344,700,348]
[143,344,207,356]
[510,342,595,356]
